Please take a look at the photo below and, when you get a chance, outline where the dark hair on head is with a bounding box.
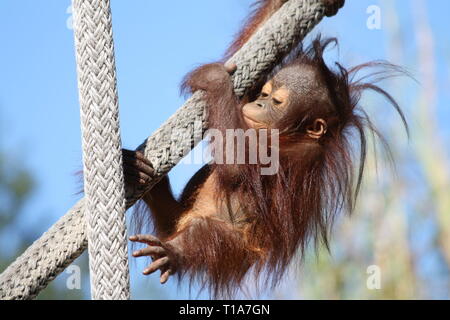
[276,35,409,201]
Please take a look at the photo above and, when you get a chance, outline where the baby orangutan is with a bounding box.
[123,37,407,297]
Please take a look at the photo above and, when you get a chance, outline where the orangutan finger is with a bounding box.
[160,269,171,284]
[143,257,170,275]
[224,63,237,75]
[123,164,152,184]
[132,246,166,258]
[122,154,154,178]
[129,234,162,246]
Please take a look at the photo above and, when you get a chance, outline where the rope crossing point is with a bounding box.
[0,0,341,300]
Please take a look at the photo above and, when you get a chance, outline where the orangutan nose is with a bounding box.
[256,101,265,108]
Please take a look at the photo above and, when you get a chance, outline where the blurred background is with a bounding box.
[0,0,449,299]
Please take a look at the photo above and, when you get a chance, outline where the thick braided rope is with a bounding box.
[73,0,130,300]
[0,0,333,300]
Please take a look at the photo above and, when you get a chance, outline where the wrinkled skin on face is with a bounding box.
[242,64,330,138]
[242,80,287,128]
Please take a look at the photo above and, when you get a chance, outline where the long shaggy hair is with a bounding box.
[134,35,409,298]
[187,35,409,297]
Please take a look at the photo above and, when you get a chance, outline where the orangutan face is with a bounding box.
[242,64,329,139]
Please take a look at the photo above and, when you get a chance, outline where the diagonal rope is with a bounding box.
[73,0,130,300]
[0,0,342,300]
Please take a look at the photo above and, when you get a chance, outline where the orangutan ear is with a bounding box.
[306,119,328,139]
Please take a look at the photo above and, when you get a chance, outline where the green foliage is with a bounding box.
[0,150,88,299]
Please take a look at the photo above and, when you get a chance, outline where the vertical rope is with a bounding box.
[72,0,130,300]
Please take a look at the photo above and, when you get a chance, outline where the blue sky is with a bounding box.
[0,0,449,299]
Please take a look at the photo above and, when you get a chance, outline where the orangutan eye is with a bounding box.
[272,98,282,105]
[260,92,269,98]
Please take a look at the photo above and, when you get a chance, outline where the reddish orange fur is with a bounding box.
[131,35,407,298]
[129,1,407,298]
